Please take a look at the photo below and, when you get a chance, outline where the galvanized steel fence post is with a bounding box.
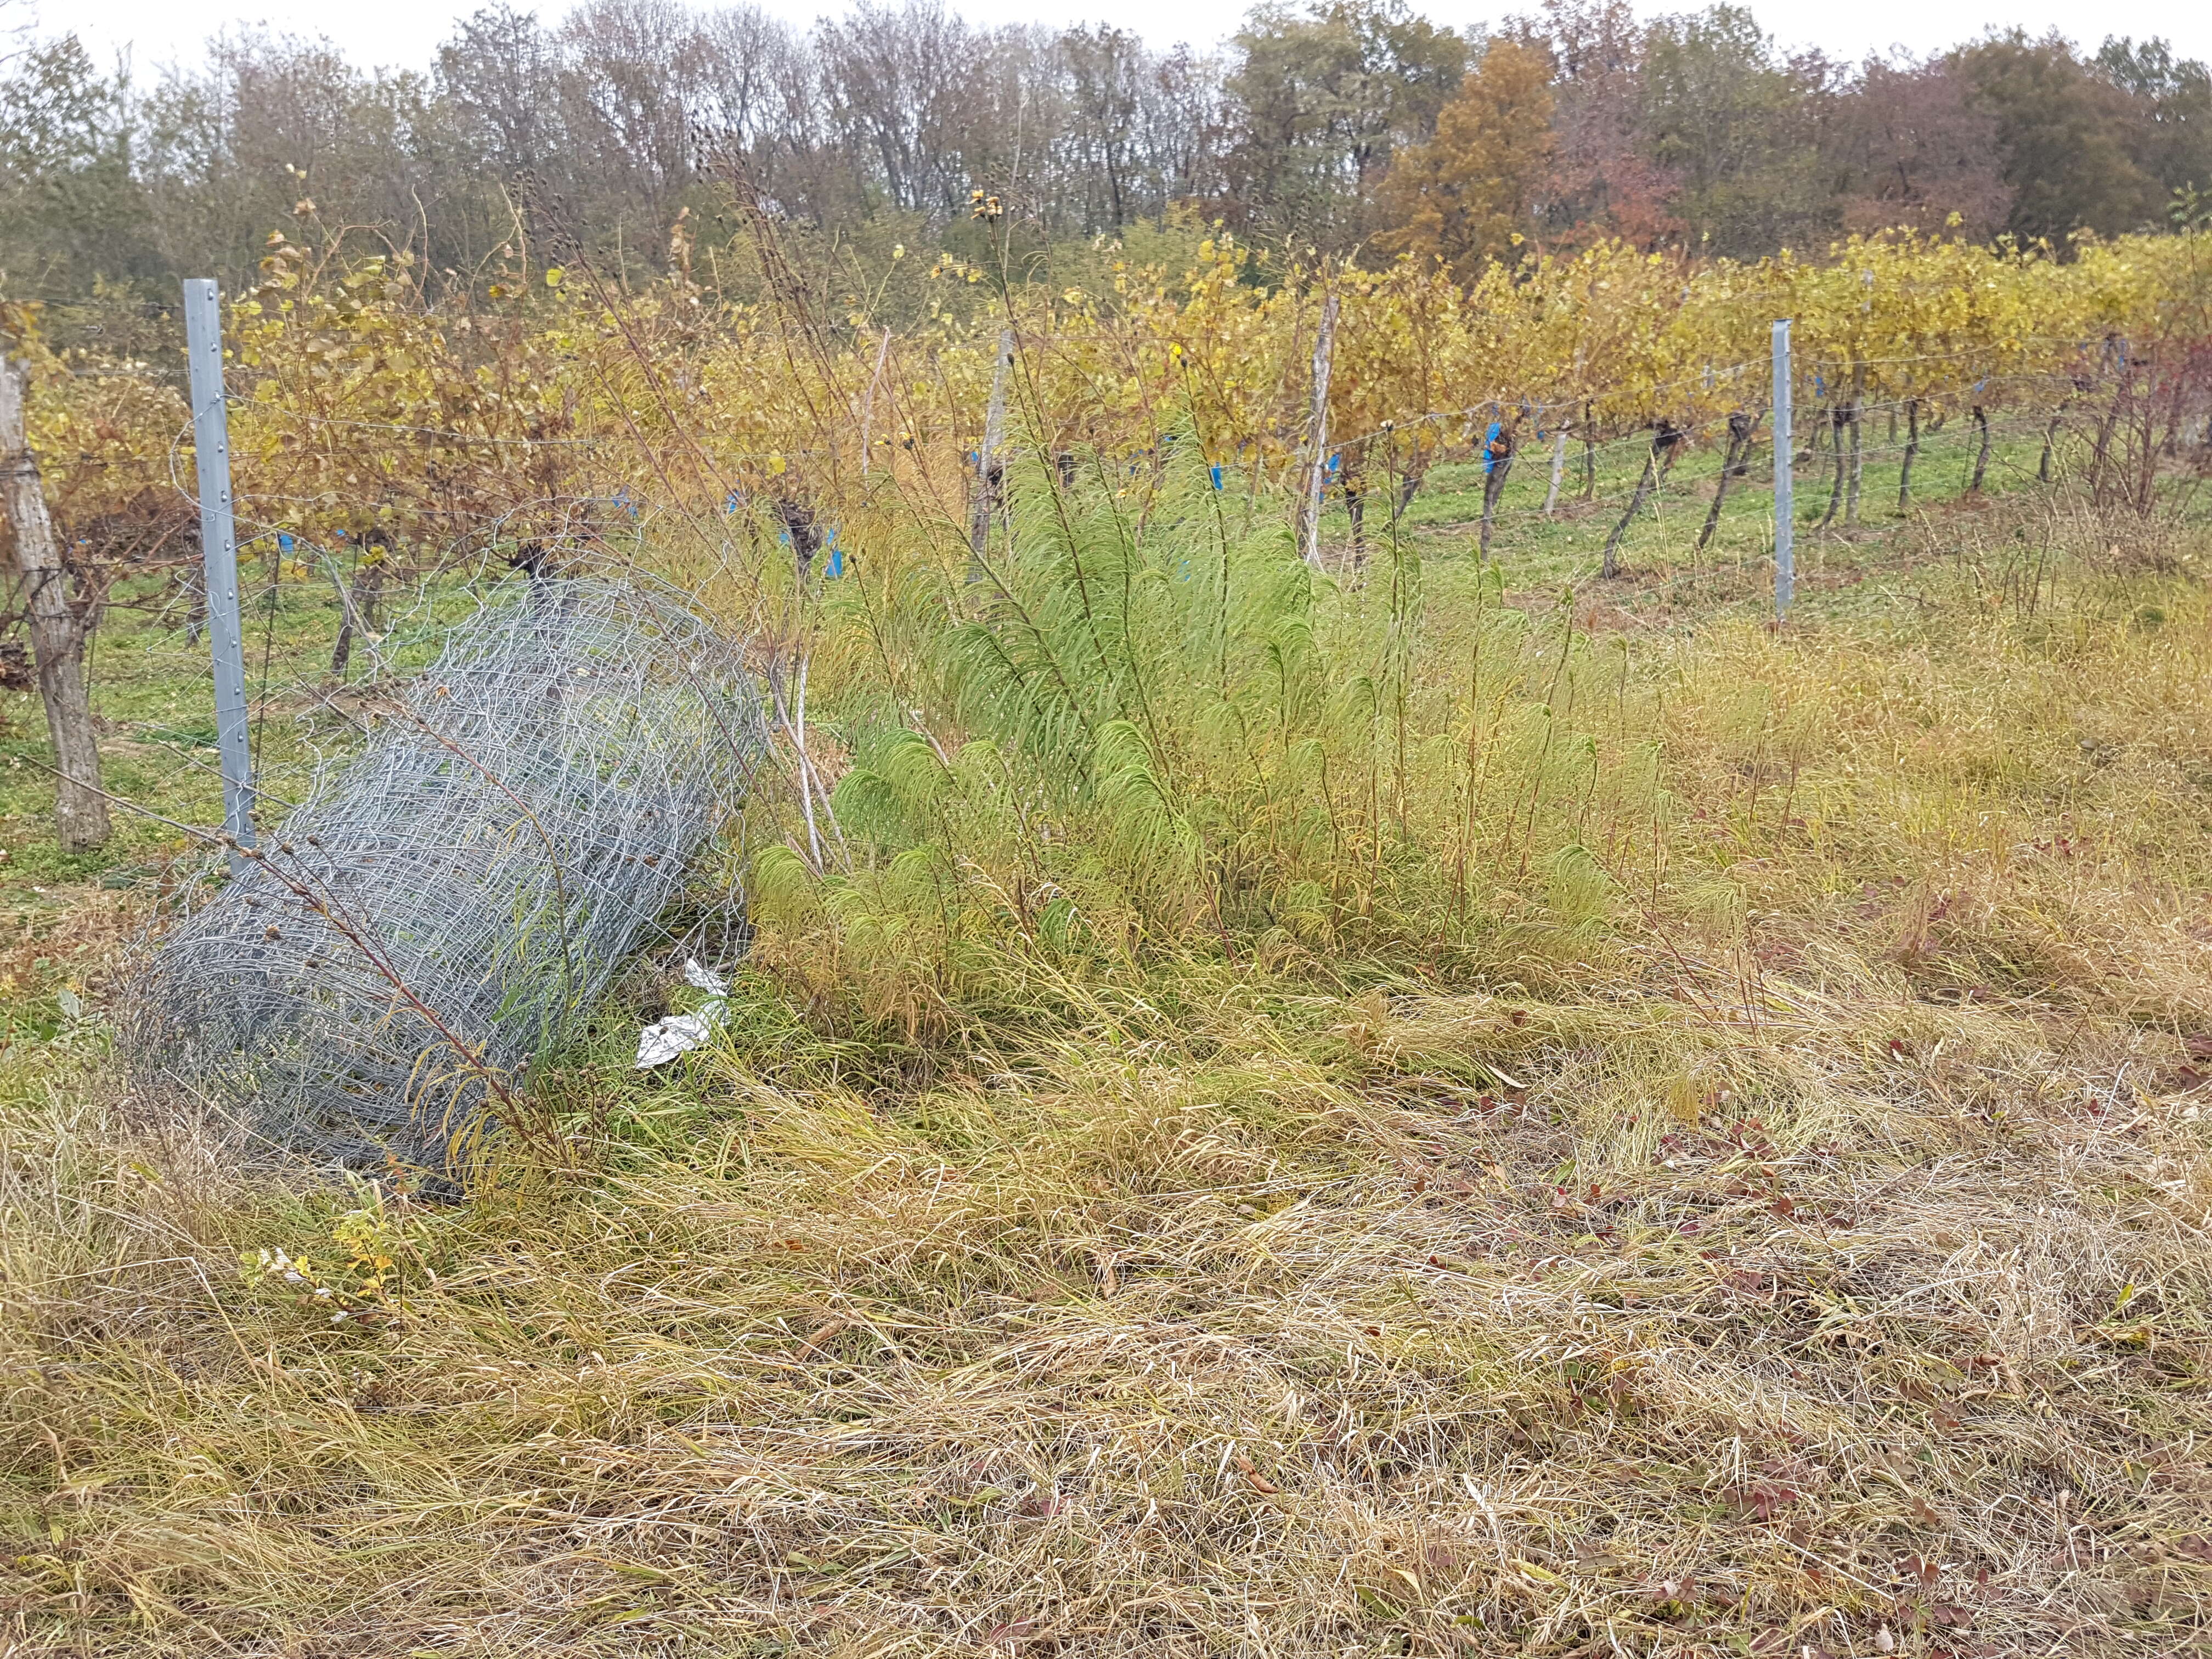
[182,279,256,867]
[968,326,1013,578]
[1771,318,1793,622]
[1301,292,1339,569]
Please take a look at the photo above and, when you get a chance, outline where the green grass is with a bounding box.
[0,561,506,1036]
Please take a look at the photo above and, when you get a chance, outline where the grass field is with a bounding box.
[2,449,2210,1655]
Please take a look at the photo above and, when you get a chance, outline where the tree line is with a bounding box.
[3,0,2210,319]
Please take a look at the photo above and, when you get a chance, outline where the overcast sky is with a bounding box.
[48,0,2212,80]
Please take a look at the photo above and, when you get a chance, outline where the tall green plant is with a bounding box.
[763,442,1678,1030]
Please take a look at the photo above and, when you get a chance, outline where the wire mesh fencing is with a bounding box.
[121,571,766,1181]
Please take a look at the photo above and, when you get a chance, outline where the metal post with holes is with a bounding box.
[968,327,1013,578]
[182,279,256,867]
[1771,318,1793,622]
[1301,292,1340,569]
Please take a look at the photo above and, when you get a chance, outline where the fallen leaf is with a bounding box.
[1739,1480,1800,1520]
[1231,1452,1282,1494]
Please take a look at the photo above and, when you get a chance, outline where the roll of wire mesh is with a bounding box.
[126,572,765,1182]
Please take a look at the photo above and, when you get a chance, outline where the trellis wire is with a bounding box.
[123,571,766,1180]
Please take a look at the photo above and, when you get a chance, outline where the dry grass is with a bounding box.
[3,500,2211,1657]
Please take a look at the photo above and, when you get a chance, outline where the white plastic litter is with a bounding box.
[634,1013,718,1066]
[635,960,731,1068]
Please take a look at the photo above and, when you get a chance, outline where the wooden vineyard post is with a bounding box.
[1301,292,1339,569]
[1601,422,1681,579]
[1479,420,1515,558]
[1697,409,1757,554]
[1820,409,1847,529]
[1898,397,1920,514]
[0,352,110,851]
[858,326,891,476]
[1773,319,1793,621]
[1843,364,1864,528]
[183,279,256,870]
